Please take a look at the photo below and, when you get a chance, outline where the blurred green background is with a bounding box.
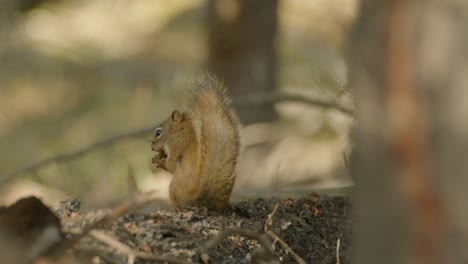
[0,0,357,209]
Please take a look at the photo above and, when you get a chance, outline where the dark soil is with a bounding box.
[54,193,352,264]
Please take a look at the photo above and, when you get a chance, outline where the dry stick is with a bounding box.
[90,230,191,264]
[264,203,306,264]
[45,192,158,259]
[264,203,280,231]
[0,92,352,184]
[336,238,340,264]
[89,230,136,264]
[266,231,306,264]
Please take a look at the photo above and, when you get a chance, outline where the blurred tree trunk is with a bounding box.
[207,0,278,124]
[350,0,468,263]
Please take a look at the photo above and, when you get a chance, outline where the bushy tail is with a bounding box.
[188,74,241,209]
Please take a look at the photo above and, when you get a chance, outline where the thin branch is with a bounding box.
[263,203,306,264]
[0,126,155,184]
[266,230,306,264]
[90,230,191,264]
[89,230,136,264]
[233,91,353,116]
[44,192,158,259]
[0,91,352,184]
[264,203,279,231]
[336,238,340,264]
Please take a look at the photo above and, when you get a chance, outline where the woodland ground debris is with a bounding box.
[52,193,351,264]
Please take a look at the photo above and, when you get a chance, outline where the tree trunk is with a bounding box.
[350,0,468,263]
[207,0,278,124]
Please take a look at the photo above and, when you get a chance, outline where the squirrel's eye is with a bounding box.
[155,128,163,138]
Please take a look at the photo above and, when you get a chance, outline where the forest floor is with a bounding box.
[54,193,352,264]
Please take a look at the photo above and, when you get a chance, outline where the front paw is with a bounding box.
[152,151,167,169]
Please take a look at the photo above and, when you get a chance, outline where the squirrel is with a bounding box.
[151,74,241,211]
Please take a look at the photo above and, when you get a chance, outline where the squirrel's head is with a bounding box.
[151,110,186,157]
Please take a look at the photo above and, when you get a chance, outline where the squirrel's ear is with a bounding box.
[171,110,183,123]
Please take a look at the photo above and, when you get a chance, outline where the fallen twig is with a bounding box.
[266,230,306,264]
[44,191,158,259]
[90,230,191,264]
[263,204,306,264]
[90,230,136,264]
[264,203,280,231]
[336,238,340,264]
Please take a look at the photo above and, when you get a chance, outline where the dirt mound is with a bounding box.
[56,193,351,263]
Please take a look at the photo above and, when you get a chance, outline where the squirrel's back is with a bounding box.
[187,74,241,210]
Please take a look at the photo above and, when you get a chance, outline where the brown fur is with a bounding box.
[151,74,241,210]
